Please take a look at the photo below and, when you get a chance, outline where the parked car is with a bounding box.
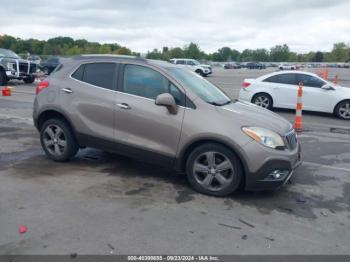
[33,55,302,196]
[224,62,241,69]
[0,48,37,85]
[40,57,60,75]
[246,62,266,69]
[239,71,350,120]
[169,58,212,76]
[278,64,296,70]
[27,55,42,64]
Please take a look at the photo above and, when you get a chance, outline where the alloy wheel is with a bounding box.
[339,102,350,119]
[254,95,270,108]
[43,124,67,156]
[193,151,234,191]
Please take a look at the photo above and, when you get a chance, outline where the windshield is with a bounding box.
[167,68,231,106]
[192,60,200,65]
[0,49,20,59]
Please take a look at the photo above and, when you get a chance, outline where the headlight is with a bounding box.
[242,126,285,149]
[7,62,16,71]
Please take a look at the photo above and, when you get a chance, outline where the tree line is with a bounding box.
[0,34,349,62]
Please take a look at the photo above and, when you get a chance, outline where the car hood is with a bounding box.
[220,100,293,135]
[199,64,211,68]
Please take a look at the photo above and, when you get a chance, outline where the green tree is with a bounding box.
[314,51,324,62]
[184,42,201,59]
[331,43,349,62]
[270,44,290,62]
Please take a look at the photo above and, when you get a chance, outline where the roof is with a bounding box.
[256,70,319,80]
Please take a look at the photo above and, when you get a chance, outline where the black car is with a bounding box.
[40,57,60,75]
[246,62,266,69]
[224,62,241,69]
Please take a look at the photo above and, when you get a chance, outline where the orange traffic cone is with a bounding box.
[294,82,303,132]
[2,86,11,96]
[333,75,339,85]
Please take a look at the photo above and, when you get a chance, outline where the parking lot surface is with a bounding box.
[0,67,350,254]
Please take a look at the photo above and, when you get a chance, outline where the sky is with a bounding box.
[1,0,350,53]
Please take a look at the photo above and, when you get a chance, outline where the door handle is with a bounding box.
[61,88,73,94]
[116,103,131,110]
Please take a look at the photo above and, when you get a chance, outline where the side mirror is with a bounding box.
[321,84,335,90]
[155,93,178,114]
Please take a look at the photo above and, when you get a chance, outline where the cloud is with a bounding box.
[1,0,349,53]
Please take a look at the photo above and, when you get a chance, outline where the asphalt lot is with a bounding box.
[0,67,350,255]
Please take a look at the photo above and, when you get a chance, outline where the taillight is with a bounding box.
[242,82,251,88]
[36,80,49,95]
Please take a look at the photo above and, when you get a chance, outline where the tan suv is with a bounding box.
[33,55,302,196]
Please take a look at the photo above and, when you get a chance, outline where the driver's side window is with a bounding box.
[123,65,186,106]
[297,74,325,88]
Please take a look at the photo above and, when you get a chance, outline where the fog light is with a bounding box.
[264,170,290,181]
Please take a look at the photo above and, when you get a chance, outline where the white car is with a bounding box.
[239,71,350,120]
[278,64,296,70]
[169,58,212,76]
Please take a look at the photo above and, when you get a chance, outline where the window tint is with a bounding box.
[81,63,115,90]
[71,65,84,81]
[187,60,195,65]
[264,74,298,85]
[297,74,325,88]
[176,60,185,65]
[123,65,169,100]
[169,83,185,106]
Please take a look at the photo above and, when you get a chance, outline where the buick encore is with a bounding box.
[33,55,302,196]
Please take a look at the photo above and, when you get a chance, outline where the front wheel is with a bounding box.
[335,100,350,120]
[252,93,273,109]
[40,119,79,161]
[195,70,204,76]
[0,70,8,86]
[186,143,243,196]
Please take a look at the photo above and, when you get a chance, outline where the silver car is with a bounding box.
[33,55,302,196]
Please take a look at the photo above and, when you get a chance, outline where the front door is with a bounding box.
[114,64,186,166]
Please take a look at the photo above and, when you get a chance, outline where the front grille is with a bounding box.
[19,63,29,73]
[285,130,297,150]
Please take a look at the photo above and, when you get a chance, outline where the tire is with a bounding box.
[0,69,8,86]
[195,69,204,76]
[23,75,35,84]
[335,100,350,120]
[40,118,79,162]
[186,143,243,196]
[252,93,273,110]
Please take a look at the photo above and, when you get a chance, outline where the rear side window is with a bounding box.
[71,65,84,80]
[176,60,185,65]
[297,74,325,88]
[264,74,298,85]
[71,63,116,90]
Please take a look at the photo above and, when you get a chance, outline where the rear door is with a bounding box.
[263,73,298,108]
[114,63,186,166]
[61,62,117,142]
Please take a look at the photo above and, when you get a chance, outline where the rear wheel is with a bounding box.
[335,100,350,120]
[186,143,243,196]
[40,119,79,161]
[0,70,8,86]
[252,93,273,109]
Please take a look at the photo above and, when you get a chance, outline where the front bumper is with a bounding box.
[243,142,302,191]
